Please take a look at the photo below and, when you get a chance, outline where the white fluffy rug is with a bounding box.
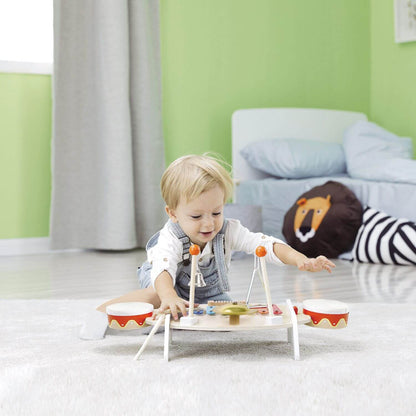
[1,299,415,415]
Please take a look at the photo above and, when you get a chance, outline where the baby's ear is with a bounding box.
[165,206,178,222]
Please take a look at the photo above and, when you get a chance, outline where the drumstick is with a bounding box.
[133,314,164,360]
[188,244,200,316]
[255,246,274,317]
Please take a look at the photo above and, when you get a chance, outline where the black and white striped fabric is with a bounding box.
[352,207,416,265]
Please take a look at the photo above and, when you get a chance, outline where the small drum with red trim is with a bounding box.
[302,299,349,329]
[106,302,154,330]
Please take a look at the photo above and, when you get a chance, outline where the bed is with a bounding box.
[231,108,416,262]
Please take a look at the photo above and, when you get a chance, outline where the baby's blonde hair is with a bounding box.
[161,154,234,209]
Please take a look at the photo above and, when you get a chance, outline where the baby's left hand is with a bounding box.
[298,255,335,273]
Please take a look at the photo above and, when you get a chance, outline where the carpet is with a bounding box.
[1,299,415,416]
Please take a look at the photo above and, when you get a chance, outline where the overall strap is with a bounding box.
[145,231,161,251]
[168,220,191,262]
[168,219,230,291]
[213,219,230,292]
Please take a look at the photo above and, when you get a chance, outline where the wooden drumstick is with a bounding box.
[134,314,164,360]
[255,246,274,317]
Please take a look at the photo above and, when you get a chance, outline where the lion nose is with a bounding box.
[299,210,314,235]
[299,225,311,235]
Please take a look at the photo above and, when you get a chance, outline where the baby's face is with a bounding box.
[166,185,225,249]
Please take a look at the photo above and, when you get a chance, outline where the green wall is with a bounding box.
[2,0,416,240]
[161,0,371,164]
[370,0,416,156]
[0,73,52,239]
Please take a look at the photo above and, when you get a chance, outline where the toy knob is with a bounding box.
[255,246,267,257]
[189,244,200,256]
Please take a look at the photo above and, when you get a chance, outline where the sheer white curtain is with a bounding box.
[50,0,165,250]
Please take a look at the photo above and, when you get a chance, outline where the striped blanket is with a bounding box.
[353,207,416,265]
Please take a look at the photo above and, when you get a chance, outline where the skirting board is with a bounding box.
[0,237,53,256]
[0,237,83,256]
[0,237,51,256]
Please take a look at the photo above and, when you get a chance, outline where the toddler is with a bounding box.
[96,154,335,322]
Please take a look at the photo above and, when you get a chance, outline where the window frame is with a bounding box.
[0,60,52,75]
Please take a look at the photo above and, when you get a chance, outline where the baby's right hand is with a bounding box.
[158,295,189,321]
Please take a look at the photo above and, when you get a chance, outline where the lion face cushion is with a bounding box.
[283,181,363,258]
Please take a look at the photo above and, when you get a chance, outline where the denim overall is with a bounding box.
[138,220,232,304]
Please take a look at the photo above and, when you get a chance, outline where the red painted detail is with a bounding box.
[107,312,153,327]
[250,304,283,315]
[302,308,348,326]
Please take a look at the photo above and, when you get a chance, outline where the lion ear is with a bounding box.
[297,198,307,206]
[326,194,331,203]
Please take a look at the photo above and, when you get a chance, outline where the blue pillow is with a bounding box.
[240,138,346,179]
[343,121,415,184]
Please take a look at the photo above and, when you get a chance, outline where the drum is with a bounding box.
[302,299,349,329]
[106,302,154,330]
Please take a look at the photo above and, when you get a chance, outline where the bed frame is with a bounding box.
[231,108,368,183]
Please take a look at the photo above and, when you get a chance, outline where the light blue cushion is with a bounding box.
[240,138,346,179]
[343,121,416,184]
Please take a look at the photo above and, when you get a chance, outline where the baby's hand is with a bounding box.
[157,295,189,321]
[298,255,335,273]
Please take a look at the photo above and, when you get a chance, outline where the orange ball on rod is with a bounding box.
[189,244,200,256]
[255,246,267,257]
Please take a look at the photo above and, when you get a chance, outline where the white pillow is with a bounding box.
[240,138,346,179]
[344,121,416,184]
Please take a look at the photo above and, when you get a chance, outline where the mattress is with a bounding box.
[236,176,416,241]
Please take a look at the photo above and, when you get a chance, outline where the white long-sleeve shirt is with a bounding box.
[147,218,287,287]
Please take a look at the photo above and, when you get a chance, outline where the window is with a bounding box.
[0,0,53,74]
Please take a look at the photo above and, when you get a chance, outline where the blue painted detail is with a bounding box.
[193,308,204,315]
[206,305,216,315]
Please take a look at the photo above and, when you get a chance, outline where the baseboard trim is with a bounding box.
[0,237,52,256]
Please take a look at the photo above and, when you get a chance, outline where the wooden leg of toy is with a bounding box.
[286,299,300,360]
[134,314,164,361]
[164,314,171,362]
[287,327,293,344]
